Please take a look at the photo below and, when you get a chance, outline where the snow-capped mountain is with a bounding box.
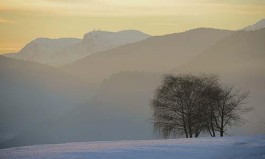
[3,30,150,67]
[243,18,265,31]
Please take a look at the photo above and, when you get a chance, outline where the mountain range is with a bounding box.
[4,30,150,66]
[61,28,232,84]
[0,19,265,148]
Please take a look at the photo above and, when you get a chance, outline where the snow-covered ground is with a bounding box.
[1,135,265,159]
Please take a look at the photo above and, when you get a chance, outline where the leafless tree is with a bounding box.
[151,74,218,138]
[151,74,251,138]
[209,85,250,137]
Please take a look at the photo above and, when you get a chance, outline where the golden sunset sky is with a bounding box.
[0,0,265,54]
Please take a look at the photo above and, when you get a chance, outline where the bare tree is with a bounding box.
[209,86,250,137]
[151,74,218,138]
[151,73,251,138]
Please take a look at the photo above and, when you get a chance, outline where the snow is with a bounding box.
[1,135,265,159]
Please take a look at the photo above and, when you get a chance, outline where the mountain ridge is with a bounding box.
[61,28,232,85]
[3,30,150,67]
[243,18,265,31]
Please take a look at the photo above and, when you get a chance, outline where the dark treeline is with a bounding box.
[151,74,251,138]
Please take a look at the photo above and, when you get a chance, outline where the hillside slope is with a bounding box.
[62,28,231,84]
[0,56,96,145]
[0,72,161,148]
[243,19,265,31]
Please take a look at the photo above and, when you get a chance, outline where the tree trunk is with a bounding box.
[220,129,224,137]
[188,123,192,138]
[188,114,192,138]
[208,128,213,137]
[195,131,200,138]
[210,120,215,137]
[182,117,188,138]
[210,110,216,137]
[181,106,188,138]
[220,116,224,137]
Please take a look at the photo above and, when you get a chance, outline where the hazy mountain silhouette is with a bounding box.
[0,72,161,148]
[4,30,150,67]
[53,30,150,66]
[243,19,265,31]
[62,28,231,85]
[0,56,96,145]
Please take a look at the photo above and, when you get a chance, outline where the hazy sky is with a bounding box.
[0,0,265,54]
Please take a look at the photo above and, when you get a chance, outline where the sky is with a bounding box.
[0,0,265,54]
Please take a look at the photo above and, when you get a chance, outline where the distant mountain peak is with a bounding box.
[83,30,149,39]
[82,29,150,52]
[29,38,53,45]
[3,30,150,67]
[33,37,50,41]
[243,18,265,31]
[86,29,147,34]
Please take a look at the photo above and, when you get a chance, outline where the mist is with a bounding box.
[0,21,265,149]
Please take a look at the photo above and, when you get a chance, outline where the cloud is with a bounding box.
[0,47,19,54]
[0,17,15,24]
[149,23,179,26]
[44,0,95,3]
[1,0,265,17]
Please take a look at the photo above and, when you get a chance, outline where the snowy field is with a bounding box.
[1,135,265,159]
